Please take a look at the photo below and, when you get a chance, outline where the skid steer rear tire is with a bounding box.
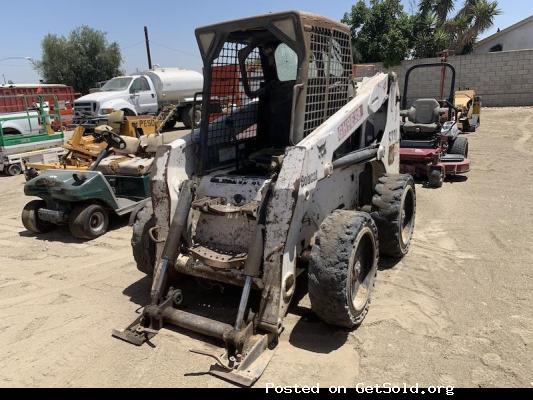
[22,200,55,234]
[131,203,156,276]
[69,204,109,240]
[371,174,416,258]
[449,136,469,157]
[308,210,378,328]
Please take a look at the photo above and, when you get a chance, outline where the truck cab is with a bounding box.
[0,109,43,136]
[74,75,158,121]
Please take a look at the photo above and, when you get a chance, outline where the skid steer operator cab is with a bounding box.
[196,11,353,175]
[119,11,415,387]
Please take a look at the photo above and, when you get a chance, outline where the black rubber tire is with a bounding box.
[68,204,109,240]
[308,210,379,328]
[163,118,177,131]
[371,174,416,258]
[181,105,201,129]
[121,108,136,117]
[428,169,444,188]
[449,136,469,157]
[6,163,22,176]
[131,202,156,276]
[21,200,56,234]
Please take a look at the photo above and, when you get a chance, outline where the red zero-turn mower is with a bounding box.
[399,63,470,188]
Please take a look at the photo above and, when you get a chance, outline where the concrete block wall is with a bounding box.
[355,49,533,107]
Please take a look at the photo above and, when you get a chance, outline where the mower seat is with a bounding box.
[402,99,441,135]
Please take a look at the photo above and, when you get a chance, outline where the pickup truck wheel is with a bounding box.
[121,109,136,117]
[163,118,177,131]
[69,204,109,240]
[22,200,56,234]
[308,210,378,328]
[371,174,416,258]
[181,105,201,129]
[6,163,22,176]
[131,203,156,276]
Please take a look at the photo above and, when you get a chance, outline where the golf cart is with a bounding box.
[22,125,155,239]
[399,62,470,188]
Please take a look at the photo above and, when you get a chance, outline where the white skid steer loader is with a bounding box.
[114,11,416,386]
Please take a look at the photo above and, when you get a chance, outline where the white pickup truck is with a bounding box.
[0,106,65,176]
[74,67,203,129]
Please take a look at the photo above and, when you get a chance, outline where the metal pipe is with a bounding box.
[234,276,252,330]
[90,148,111,171]
[151,181,193,304]
[162,307,233,340]
[332,148,378,170]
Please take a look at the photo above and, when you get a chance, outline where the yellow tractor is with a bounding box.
[455,89,481,133]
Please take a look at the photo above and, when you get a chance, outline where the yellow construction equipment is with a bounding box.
[25,111,161,173]
[455,89,481,132]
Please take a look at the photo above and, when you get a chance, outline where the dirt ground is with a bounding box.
[0,107,532,388]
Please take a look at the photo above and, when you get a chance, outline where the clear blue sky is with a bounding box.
[0,0,530,83]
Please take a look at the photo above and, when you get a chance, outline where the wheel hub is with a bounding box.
[89,212,105,232]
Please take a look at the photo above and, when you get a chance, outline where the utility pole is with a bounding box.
[144,26,153,70]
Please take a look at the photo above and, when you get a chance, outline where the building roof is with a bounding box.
[475,15,533,48]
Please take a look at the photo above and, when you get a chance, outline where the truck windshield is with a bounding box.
[101,77,133,92]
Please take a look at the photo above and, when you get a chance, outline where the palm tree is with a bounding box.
[417,0,501,54]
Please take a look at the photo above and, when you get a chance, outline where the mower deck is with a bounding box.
[400,147,470,178]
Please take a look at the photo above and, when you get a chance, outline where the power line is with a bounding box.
[150,40,200,59]
[121,40,145,51]
[0,63,34,68]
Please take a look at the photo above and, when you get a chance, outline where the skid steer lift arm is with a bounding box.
[112,180,194,345]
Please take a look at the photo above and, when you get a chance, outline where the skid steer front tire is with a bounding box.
[371,174,416,258]
[22,200,55,234]
[131,203,156,276]
[308,210,378,329]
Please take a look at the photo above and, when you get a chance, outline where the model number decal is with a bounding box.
[301,171,318,186]
[338,105,363,141]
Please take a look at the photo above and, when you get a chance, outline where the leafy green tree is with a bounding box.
[342,0,413,67]
[35,26,122,94]
[413,0,501,57]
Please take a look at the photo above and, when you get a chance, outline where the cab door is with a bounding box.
[130,77,158,114]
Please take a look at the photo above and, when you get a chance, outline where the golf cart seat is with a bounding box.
[95,155,153,176]
[94,136,153,176]
[402,98,442,135]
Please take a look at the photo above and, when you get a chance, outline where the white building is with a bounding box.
[473,15,533,54]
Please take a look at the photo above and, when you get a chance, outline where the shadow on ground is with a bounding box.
[18,214,130,243]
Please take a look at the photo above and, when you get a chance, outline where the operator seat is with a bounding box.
[402,98,442,136]
[257,80,294,148]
